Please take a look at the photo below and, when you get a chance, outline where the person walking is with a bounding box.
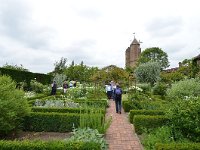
[63,80,68,94]
[106,83,112,100]
[51,81,57,95]
[115,84,122,114]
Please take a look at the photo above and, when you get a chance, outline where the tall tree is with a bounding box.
[135,62,161,86]
[138,47,169,70]
[53,57,67,74]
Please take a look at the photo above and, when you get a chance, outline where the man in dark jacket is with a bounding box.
[115,84,122,114]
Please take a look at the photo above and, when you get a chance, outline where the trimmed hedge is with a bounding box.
[27,94,49,101]
[23,112,80,132]
[122,101,138,112]
[0,140,101,150]
[134,115,169,134]
[155,143,200,150]
[129,110,165,123]
[123,100,164,112]
[0,67,52,87]
[31,107,105,114]
[29,96,108,109]
[23,112,104,132]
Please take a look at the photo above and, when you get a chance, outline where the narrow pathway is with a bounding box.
[105,100,143,150]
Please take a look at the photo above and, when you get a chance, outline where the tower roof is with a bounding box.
[131,38,140,45]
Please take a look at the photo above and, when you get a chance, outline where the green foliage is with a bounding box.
[129,110,165,123]
[167,78,200,100]
[138,47,169,70]
[155,143,200,150]
[142,126,175,150]
[178,58,199,78]
[67,128,108,150]
[64,61,98,83]
[31,107,105,114]
[166,97,200,142]
[122,101,139,112]
[2,63,29,72]
[53,57,68,74]
[53,73,67,87]
[0,67,52,89]
[137,83,151,94]
[0,140,101,150]
[123,100,164,112]
[160,71,184,84]
[80,109,105,133]
[133,115,169,134]
[135,62,161,86]
[30,80,44,93]
[152,82,168,97]
[23,112,80,132]
[91,65,128,86]
[0,76,30,135]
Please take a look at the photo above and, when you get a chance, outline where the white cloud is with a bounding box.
[0,0,200,73]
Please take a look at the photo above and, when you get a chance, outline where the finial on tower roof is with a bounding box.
[133,32,135,39]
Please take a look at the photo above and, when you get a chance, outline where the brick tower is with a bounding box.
[125,37,141,68]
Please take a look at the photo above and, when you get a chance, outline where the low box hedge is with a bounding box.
[155,143,200,150]
[0,140,101,150]
[122,101,138,112]
[27,94,49,101]
[134,115,169,134]
[23,112,80,132]
[123,100,165,112]
[31,107,106,115]
[23,112,105,132]
[129,110,165,123]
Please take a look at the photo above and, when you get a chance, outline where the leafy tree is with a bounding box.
[138,47,169,70]
[91,65,128,86]
[64,61,98,83]
[53,57,67,74]
[0,75,30,135]
[160,71,184,84]
[134,62,161,86]
[2,63,29,72]
[178,59,200,78]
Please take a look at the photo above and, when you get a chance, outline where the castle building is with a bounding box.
[125,37,141,68]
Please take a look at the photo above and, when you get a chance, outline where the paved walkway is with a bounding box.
[105,100,143,150]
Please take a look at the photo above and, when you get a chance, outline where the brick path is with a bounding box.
[105,100,143,150]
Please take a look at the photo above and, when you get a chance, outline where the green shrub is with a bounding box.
[137,83,151,94]
[80,109,105,133]
[0,140,101,150]
[133,115,169,134]
[67,128,108,150]
[129,110,165,123]
[0,76,30,135]
[142,126,175,150]
[166,97,200,142]
[167,78,200,100]
[0,67,52,88]
[123,100,165,112]
[155,143,200,150]
[30,80,44,93]
[31,107,105,114]
[152,82,168,97]
[122,101,138,112]
[23,112,80,132]
[135,61,161,86]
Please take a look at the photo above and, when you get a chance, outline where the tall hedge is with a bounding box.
[0,67,52,86]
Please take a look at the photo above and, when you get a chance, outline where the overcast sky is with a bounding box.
[0,0,199,73]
